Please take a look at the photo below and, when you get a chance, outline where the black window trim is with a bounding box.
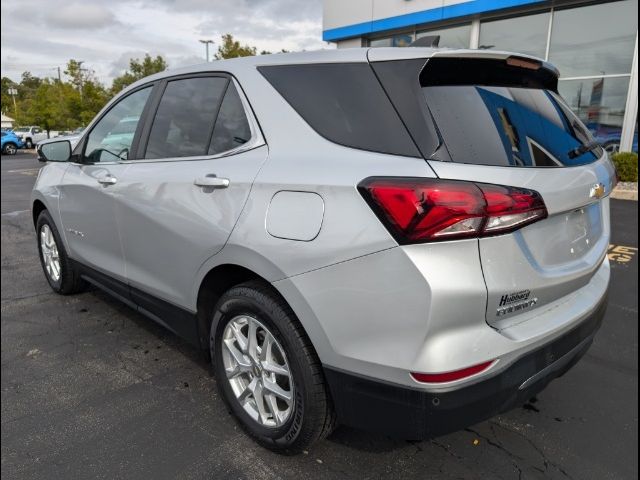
[72,72,264,166]
[131,72,264,164]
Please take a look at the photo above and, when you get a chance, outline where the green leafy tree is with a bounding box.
[64,59,85,91]
[1,77,18,115]
[18,80,67,135]
[111,54,168,94]
[215,34,257,59]
[19,72,42,96]
[62,60,110,126]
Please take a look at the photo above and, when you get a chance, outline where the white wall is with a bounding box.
[323,0,470,30]
[336,38,365,48]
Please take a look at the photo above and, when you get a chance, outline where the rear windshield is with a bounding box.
[420,58,602,167]
[424,85,603,167]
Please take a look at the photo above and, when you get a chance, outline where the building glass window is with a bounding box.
[369,37,392,48]
[416,24,471,49]
[548,0,637,77]
[558,77,631,152]
[369,33,413,48]
[479,12,550,58]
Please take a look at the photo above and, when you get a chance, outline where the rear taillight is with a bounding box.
[359,177,547,244]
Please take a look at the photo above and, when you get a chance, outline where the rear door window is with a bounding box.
[209,83,252,155]
[145,77,227,159]
[259,63,419,157]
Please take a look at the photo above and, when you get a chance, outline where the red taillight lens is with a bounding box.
[411,360,495,383]
[359,177,547,244]
[478,183,548,235]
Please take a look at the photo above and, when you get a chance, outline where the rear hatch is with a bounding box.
[370,49,616,329]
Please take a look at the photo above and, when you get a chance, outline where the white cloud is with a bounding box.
[46,3,117,29]
[0,0,333,85]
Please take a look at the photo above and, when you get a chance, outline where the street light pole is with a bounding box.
[199,39,215,62]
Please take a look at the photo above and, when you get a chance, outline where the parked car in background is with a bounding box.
[1,130,24,155]
[596,131,639,154]
[100,116,139,159]
[14,126,48,149]
[32,48,615,452]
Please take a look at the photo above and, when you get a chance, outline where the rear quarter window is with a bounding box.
[258,63,419,157]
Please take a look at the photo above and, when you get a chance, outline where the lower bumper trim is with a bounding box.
[324,291,608,439]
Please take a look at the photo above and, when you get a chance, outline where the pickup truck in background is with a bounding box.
[13,126,49,149]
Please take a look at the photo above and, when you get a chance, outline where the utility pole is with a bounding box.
[199,39,215,62]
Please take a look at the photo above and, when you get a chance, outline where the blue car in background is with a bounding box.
[596,132,639,154]
[588,124,639,154]
[1,130,24,155]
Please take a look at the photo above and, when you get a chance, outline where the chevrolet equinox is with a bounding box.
[33,48,614,452]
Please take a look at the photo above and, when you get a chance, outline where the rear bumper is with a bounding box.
[324,290,608,439]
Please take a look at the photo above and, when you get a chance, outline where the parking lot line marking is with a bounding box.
[6,168,39,176]
[1,210,29,217]
[608,244,638,264]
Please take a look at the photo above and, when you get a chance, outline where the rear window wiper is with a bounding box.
[568,141,601,159]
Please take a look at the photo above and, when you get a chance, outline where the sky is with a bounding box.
[0,0,330,85]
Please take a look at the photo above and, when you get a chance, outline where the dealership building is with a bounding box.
[323,0,638,152]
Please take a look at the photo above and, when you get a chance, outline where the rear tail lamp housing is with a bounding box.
[358,177,547,244]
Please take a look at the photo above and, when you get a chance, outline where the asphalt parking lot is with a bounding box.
[1,151,638,480]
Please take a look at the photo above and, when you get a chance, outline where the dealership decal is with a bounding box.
[496,289,538,316]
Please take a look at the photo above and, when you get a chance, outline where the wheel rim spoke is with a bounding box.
[265,394,282,426]
[262,360,289,377]
[238,377,257,403]
[247,318,258,361]
[263,377,292,404]
[252,381,270,424]
[223,339,251,370]
[230,321,249,353]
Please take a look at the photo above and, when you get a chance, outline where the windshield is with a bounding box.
[423,85,603,167]
[15,127,30,132]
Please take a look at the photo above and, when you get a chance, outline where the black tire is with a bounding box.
[36,209,86,294]
[3,142,18,155]
[25,138,33,149]
[210,280,336,453]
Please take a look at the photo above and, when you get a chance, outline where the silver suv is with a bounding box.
[33,48,615,452]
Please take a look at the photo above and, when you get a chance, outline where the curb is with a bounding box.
[611,188,638,201]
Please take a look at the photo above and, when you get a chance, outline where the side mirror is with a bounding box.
[38,140,71,163]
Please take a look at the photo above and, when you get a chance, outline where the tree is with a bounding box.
[260,49,290,55]
[1,77,18,115]
[111,54,168,94]
[215,34,257,59]
[19,80,67,135]
[63,60,109,125]
[64,59,85,91]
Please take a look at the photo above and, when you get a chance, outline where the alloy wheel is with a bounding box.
[221,315,294,428]
[40,224,61,282]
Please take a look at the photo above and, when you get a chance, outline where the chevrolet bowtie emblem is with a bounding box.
[590,183,606,199]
